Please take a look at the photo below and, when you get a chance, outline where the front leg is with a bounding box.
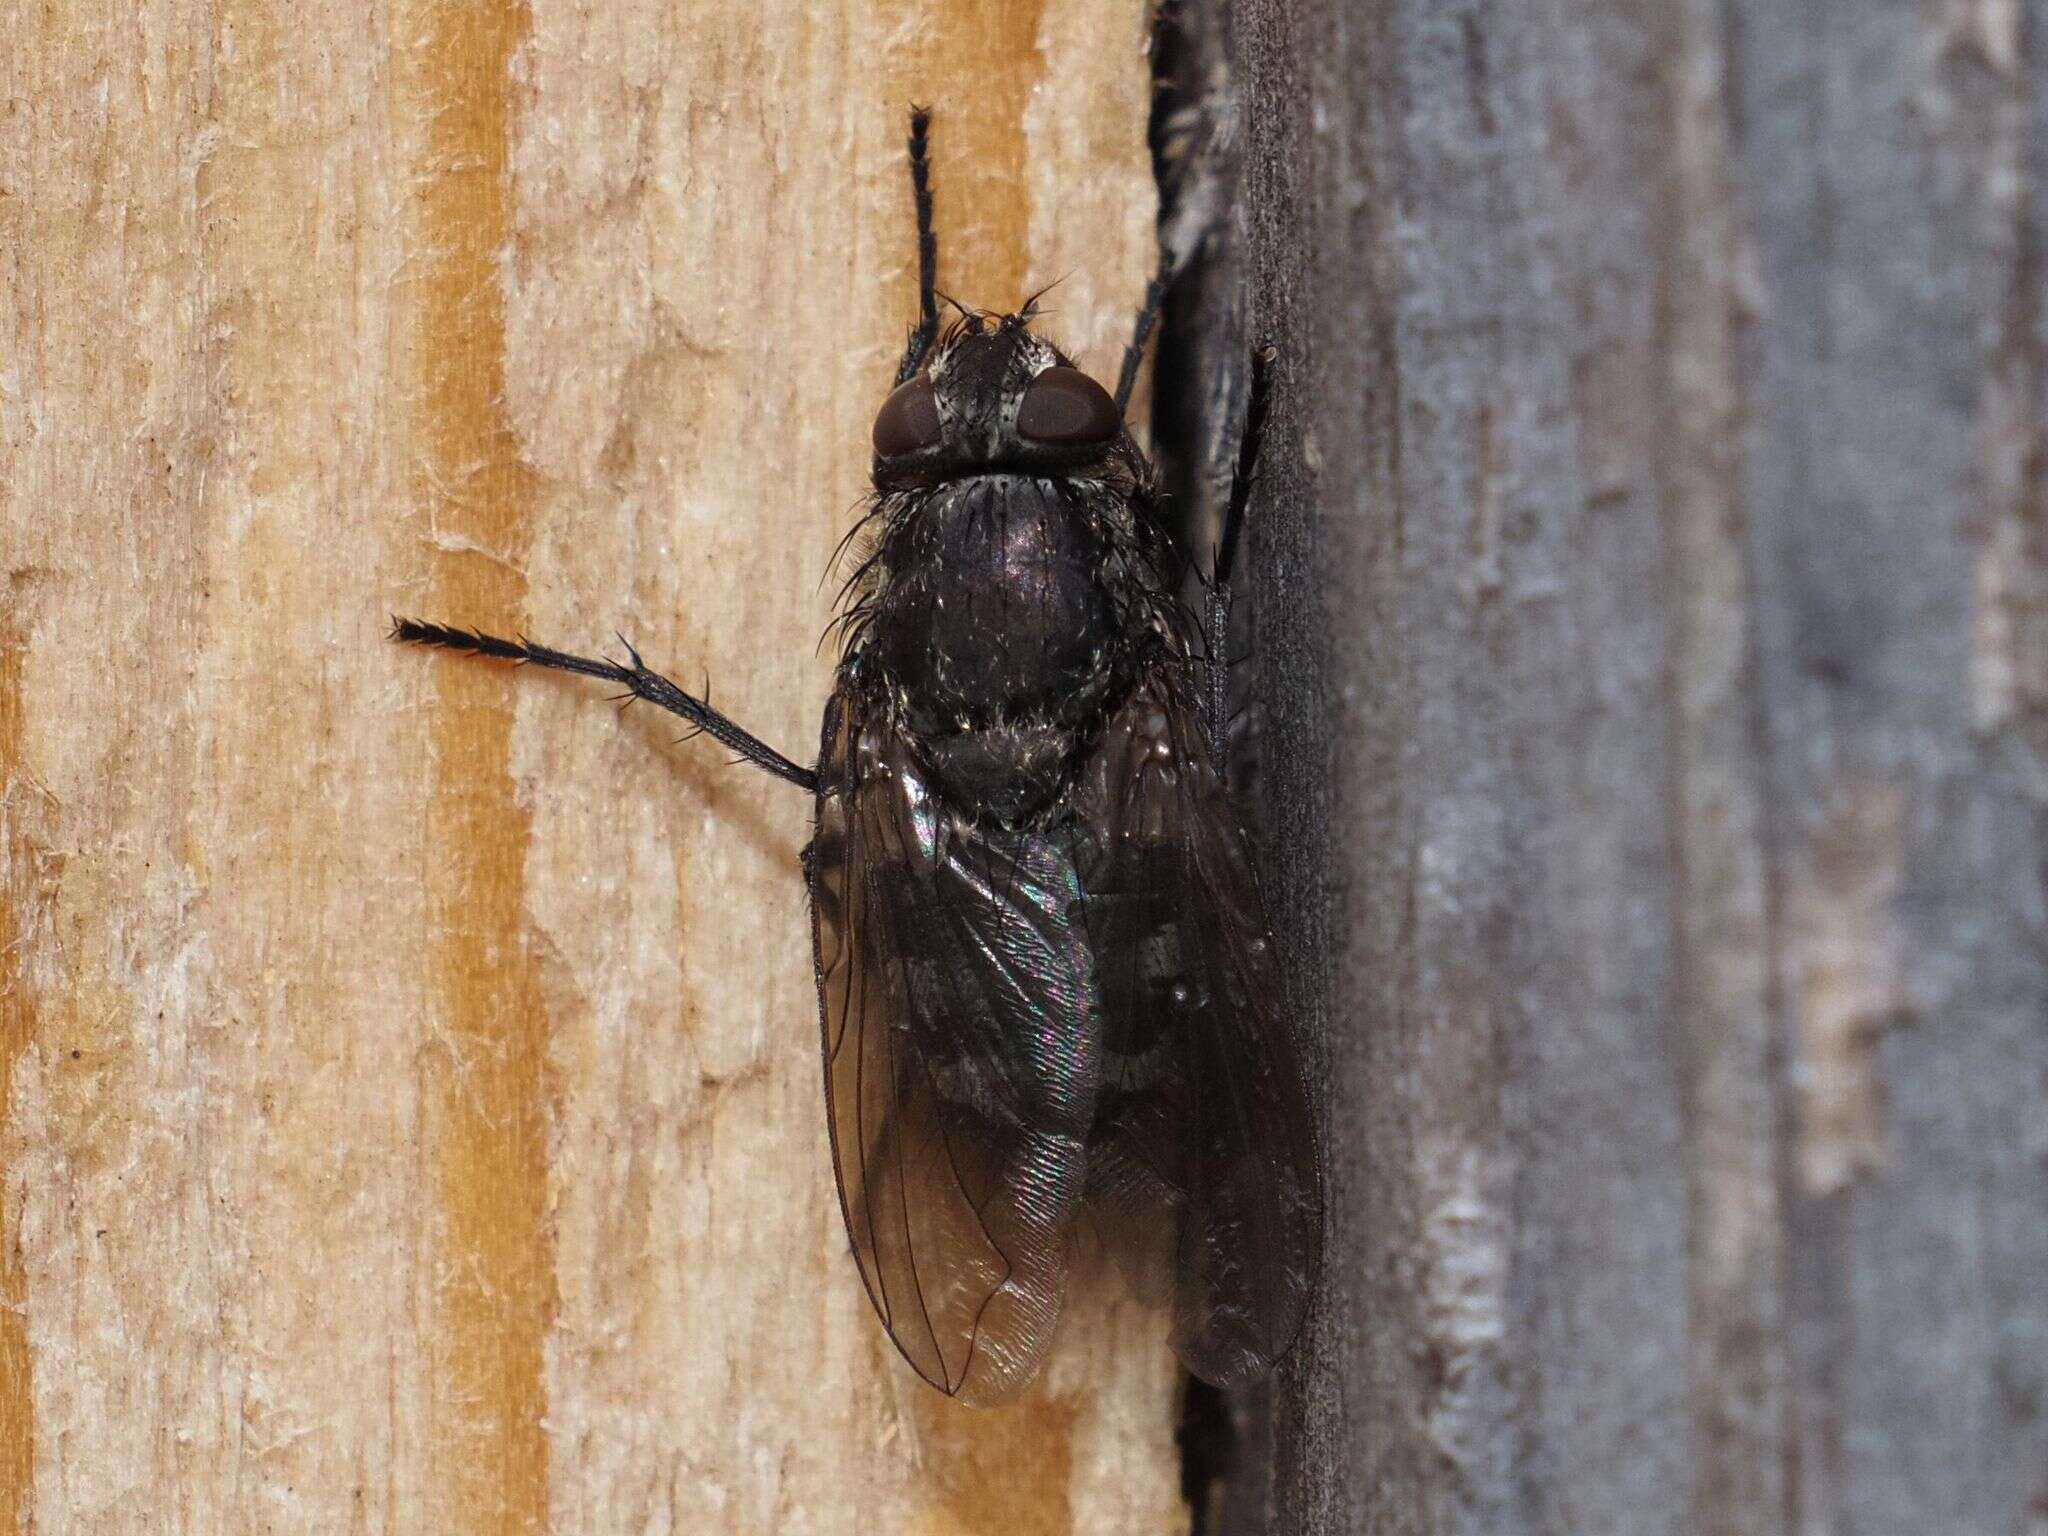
[1114,256,1171,415]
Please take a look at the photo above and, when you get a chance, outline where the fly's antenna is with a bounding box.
[895,106,941,385]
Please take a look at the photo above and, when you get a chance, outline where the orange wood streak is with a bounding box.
[0,634,37,1534]
[879,0,1051,314]
[908,1388,1079,1536]
[396,1,555,1530]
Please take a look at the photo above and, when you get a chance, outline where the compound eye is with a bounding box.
[1016,367,1120,446]
[873,375,942,457]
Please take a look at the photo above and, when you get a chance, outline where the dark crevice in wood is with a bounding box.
[1179,1375,1253,1536]
[1148,6,1282,1532]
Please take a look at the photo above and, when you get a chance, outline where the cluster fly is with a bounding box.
[395,108,1321,1405]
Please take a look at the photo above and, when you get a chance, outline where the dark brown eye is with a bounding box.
[1016,367,1119,445]
[873,375,941,457]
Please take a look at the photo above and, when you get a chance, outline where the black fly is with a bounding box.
[393,109,1321,1406]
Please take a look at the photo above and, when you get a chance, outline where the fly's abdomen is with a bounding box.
[873,476,1118,728]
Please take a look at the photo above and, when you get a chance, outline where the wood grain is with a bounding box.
[395,1,555,1531]
[0,2,1184,1531]
[0,620,40,1536]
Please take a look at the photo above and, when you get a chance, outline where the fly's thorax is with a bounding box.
[916,722,1081,827]
[849,469,1156,826]
[848,308,1187,827]
[869,473,1122,728]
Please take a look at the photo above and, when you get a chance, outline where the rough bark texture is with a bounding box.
[1239,0,2048,1533]
[1,3,1191,1532]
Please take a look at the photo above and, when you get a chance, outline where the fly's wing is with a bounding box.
[1062,665,1323,1387]
[808,688,1100,1405]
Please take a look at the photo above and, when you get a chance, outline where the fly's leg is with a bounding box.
[894,107,940,385]
[1114,0,1185,411]
[1113,256,1170,416]
[391,619,817,792]
[1118,0,1193,416]
[1204,343,1276,770]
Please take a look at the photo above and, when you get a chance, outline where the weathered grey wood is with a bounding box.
[1226,0,2048,1532]
[1732,5,2048,1529]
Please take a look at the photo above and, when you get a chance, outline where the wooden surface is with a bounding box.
[0,3,1189,1532]
[1238,0,2048,1532]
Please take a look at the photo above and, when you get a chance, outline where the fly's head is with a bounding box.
[869,310,1128,490]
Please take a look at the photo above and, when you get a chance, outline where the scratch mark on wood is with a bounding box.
[1466,401,1503,600]
[1792,787,1903,1195]
[1416,1136,1508,1477]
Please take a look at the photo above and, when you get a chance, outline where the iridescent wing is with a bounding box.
[808,688,1100,1404]
[1061,664,1323,1386]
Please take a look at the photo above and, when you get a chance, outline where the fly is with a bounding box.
[393,108,1322,1406]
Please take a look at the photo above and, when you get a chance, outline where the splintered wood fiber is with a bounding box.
[0,2,1189,1531]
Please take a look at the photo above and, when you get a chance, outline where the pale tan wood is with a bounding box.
[0,2,1185,1531]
